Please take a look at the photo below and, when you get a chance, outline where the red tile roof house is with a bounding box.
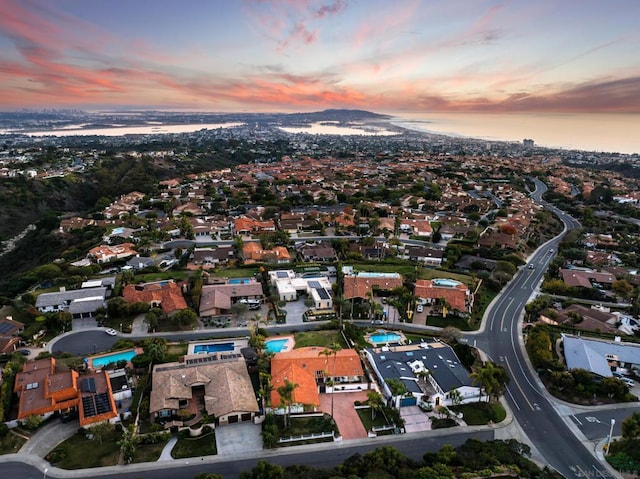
[559,269,616,289]
[0,317,24,354]
[14,357,117,428]
[88,243,137,264]
[343,272,404,300]
[270,347,366,410]
[241,242,291,265]
[122,280,189,315]
[414,279,473,316]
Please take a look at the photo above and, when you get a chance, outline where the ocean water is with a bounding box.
[389,112,640,155]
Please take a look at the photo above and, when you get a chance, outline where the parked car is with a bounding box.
[623,378,636,387]
[416,304,424,313]
[104,328,117,336]
[17,349,31,356]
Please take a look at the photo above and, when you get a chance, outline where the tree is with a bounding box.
[276,379,299,428]
[91,421,114,445]
[367,390,385,421]
[440,326,462,343]
[622,412,640,440]
[194,474,224,479]
[612,279,634,300]
[117,424,138,464]
[230,302,249,325]
[470,362,509,402]
[143,337,168,364]
[174,308,198,328]
[449,389,463,407]
[319,342,342,419]
[239,460,284,479]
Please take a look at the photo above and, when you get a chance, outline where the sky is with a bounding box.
[1,0,639,114]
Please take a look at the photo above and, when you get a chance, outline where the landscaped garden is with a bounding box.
[47,429,121,469]
[451,401,506,425]
[171,428,217,458]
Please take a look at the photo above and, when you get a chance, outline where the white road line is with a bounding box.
[571,415,583,426]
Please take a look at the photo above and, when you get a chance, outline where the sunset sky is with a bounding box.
[1,0,639,113]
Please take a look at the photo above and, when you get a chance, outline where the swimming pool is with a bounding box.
[228,278,251,284]
[90,349,137,368]
[356,272,401,278]
[193,343,235,353]
[369,333,401,344]
[433,279,461,287]
[265,338,289,353]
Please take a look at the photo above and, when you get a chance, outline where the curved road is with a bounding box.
[469,178,616,478]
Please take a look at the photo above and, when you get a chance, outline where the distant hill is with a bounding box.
[284,109,391,122]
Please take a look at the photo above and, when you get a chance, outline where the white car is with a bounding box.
[416,304,424,313]
[623,378,636,387]
[104,328,117,336]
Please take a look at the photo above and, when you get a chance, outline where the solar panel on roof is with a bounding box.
[276,271,289,278]
[0,323,14,334]
[308,280,322,288]
[82,396,96,417]
[316,288,331,300]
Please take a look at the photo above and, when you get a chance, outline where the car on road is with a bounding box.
[104,328,117,336]
[527,264,535,269]
[623,378,636,387]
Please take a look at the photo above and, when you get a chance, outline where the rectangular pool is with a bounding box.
[90,349,138,368]
[193,343,235,354]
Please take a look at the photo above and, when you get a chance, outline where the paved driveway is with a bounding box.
[215,421,263,454]
[401,405,432,433]
[318,390,369,440]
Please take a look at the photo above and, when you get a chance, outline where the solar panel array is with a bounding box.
[82,396,96,417]
[0,323,14,334]
[308,280,322,289]
[95,393,111,415]
[81,377,96,393]
[316,288,331,300]
[276,271,289,278]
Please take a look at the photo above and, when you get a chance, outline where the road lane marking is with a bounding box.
[571,415,583,426]
[504,358,536,411]
[506,386,520,411]
[499,298,515,331]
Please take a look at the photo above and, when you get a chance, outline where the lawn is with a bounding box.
[0,431,27,455]
[211,267,260,279]
[356,407,392,433]
[48,430,121,469]
[171,431,217,459]
[426,315,474,331]
[451,402,506,425]
[132,271,192,283]
[293,330,348,349]
[132,441,167,463]
[165,343,188,362]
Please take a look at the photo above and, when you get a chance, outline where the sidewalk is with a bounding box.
[157,436,177,461]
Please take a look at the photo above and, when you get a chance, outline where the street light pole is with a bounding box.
[606,418,616,455]
[43,467,48,479]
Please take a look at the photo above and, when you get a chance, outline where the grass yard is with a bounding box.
[211,268,260,279]
[293,330,348,349]
[132,441,167,463]
[171,431,217,459]
[0,431,27,455]
[48,430,121,469]
[132,271,192,283]
[165,343,188,362]
[451,402,506,425]
[426,315,474,331]
[356,407,392,433]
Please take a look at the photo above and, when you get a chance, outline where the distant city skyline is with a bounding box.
[1,0,639,114]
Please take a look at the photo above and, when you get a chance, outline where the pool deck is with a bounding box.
[266,335,295,353]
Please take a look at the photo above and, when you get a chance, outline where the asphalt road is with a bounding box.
[465,180,621,478]
[1,429,494,479]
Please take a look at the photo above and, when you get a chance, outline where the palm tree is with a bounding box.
[470,361,502,403]
[318,342,342,419]
[367,390,384,421]
[277,379,299,428]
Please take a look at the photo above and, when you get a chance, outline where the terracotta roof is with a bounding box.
[343,275,403,299]
[414,279,470,312]
[270,347,363,407]
[559,269,616,288]
[122,280,188,314]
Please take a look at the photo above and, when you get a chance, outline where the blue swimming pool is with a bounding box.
[265,338,289,353]
[433,279,461,287]
[193,343,235,353]
[228,278,251,284]
[369,333,401,344]
[91,349,137,368]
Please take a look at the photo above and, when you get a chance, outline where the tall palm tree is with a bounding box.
[470,362,500,403]
[277,379,299,428]
[367,390,384,421]
[318,342,343,419]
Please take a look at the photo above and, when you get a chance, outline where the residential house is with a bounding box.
[122,280,188,315]
[414,279,473,315]
[190,246,234,267]
[342,269,403,300]
[242,242,291,264]
[559,269,616,289]
[0,317,24,354]
[125,255,156,271]
[299,243,337,263]
[562,333,640,378]
[402,245,444,267]
[14,357,117,427]
[365,341,479,408]
[88,243,137,264]
[199,279,264,317]
[150,355,259,426]
[539,304,618,334]
[35,287,108,319]
[270,347,366,409]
